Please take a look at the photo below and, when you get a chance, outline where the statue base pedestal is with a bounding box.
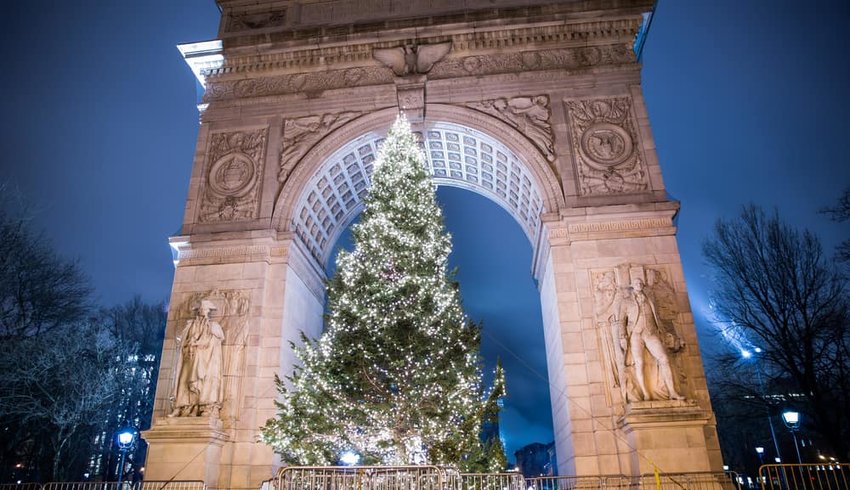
[142,417,229,488]
[617,399,718,474]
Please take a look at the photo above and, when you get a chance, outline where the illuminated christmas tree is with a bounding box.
[261,116,505,470]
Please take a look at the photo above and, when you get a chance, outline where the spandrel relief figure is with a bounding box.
[169,299,224,418]
[613,278,684,401]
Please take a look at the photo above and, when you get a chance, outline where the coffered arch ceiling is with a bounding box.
[287,120,551,265]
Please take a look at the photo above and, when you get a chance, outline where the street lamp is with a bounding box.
[742,348,782,463]
[782,411,802,464]
[115,426,137,487]
[755,446,765,465]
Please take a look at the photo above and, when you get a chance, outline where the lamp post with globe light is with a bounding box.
[755,446,764,465]
[115,425,138,487]
[741,348,782,463]
[782,411,802,464]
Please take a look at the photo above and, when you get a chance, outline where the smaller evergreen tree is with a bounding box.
[261,116,505,470]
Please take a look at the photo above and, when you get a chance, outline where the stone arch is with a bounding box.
[146,4,725,486]
[273,105,565,266]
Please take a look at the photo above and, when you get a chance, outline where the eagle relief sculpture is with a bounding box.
[372,42,452,77]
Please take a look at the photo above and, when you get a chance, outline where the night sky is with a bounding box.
[2,1,849,465]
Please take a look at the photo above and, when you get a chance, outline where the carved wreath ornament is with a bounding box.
[200,129,267,223]
[566,97,648,196]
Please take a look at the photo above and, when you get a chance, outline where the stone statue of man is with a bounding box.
[614,278,683,401]
[169,299,225,417]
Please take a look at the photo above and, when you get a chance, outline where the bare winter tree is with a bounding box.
[704,205,850,460]
[822,186,850,263]
[0,210,157,482]
[92,298,167,478]
[0,322,134,481]
[0,212,90,339]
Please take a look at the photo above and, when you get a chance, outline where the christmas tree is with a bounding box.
[261,115,506,470]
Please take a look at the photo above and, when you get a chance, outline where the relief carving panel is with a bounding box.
[226,9,286,32]
[592,264,686,407]
[429,44,634,80]
[466,95,555,162]
[566,97,649,196]
[279,112,362,183]
[199,128,267,223]
[168,289,251,424]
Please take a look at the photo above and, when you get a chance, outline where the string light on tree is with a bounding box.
[261,115,506,470]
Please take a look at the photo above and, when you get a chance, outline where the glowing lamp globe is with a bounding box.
[117,429,135,448]
[782,411,800,429]
[340,451,360,466]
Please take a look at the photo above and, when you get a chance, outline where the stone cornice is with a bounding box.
[204,42,636,102]
[543,208,678,246]
[170,235,289,267]
[204,17,643,81]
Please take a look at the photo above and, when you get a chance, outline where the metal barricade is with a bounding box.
[136,482,206,490]
[276,465,458,490]
[759,463,850,490]
[42,484,127,490]
[38,483,204,490]
[635,472,741,490]
[0,484,43,490]
[526,475,609,490]
[459,473,525,490]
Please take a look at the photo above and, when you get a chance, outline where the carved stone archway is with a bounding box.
[274,104,564,266]
[144,2,724,489]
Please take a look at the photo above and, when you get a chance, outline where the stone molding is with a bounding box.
[172,241,288,267]
[205,17,643,80]
[204,43,635,102]
[429,44,634,81]
[618,399,710,429]
[143,416,229,445]
[545,216,674,245]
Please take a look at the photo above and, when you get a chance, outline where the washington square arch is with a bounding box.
[142,1,724,488]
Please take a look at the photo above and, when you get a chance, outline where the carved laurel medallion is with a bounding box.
[199,128,267,223]
[566,97,648,196]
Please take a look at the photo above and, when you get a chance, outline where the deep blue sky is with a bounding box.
[2,0,849,466]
